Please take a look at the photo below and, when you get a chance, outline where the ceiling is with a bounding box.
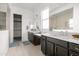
[12,3,67,12]
[12,3,41,11]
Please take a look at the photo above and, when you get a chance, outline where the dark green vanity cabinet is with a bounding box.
[46,41,55,56]
[55,45,68,56]
[41,36,46,55]
[69,51,79,56]
[69,42,79,56]
[28,32,40,45]
[41,35,79,56]
[41,36,55,56]
[46,37,68,56]
[28,32,33,43]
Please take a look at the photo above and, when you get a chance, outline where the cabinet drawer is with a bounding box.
[33,35,40,45]
[69,50,79,56]
[47,37,68,48]
[41,39,46,55]
[41,35,47,40]
[69,43,79,53]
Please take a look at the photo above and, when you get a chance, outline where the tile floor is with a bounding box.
[6,41,44,56]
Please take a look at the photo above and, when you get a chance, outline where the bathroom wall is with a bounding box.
[73,4,79,33]
[1,3,79,43]
[8,4,34,43]
[33,3,79,33]
[0,3,7,12]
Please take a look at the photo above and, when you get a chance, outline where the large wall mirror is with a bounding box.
[49,8,73,31]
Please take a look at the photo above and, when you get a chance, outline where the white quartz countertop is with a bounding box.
[34,34,41,36]
[28,31,41,36]
[28,31,79,44]
[42,32,79,44]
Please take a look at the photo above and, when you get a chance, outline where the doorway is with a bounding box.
[13,14,22,42]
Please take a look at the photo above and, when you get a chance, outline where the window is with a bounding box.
[69,18,74,29]
[41,8,49,30]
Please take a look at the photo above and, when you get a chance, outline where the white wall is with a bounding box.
[73,4,79,33]
[0,3,7,12]
[0,4,9,55]
[0,30,9,55]
[50,4,73,16]
[34,3,79,33]
[0,3,11,44]
[1,3,79,43]
[33,9,42,31]
[33,4,73,32]
[9,4,34,43]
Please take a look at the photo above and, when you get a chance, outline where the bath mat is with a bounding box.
[9,42,20,48]
[23,41,31,45]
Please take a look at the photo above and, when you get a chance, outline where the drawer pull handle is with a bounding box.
[75,47,79,50]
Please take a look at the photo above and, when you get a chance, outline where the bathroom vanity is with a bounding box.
[28,31,41,45]
[41,32,79,56]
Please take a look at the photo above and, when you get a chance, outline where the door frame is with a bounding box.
[13,14,22,42]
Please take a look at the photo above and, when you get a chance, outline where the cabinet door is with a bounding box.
[28,32,30,41]
[41,38,46,55]
[69,42,79,53]
[69,51,79,56]
[28,32,33,43]
[46,41,54,56]
[55,45,68,56]
[33,35,40,45]
[28,32,31,42]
